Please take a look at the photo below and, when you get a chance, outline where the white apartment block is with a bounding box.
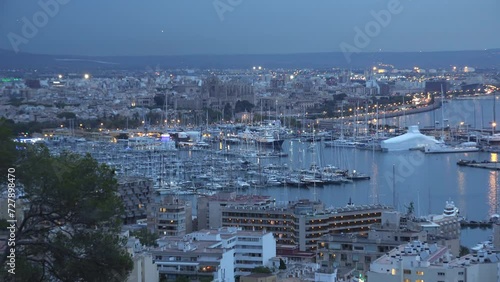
[124,236,160,282]
[187,227,277,276]
[151,227,276,281]
[153,239,235,282]
[368,240,500,282]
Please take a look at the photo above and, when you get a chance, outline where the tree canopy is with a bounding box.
[0,119,18,181]
[56,112,76,120]
[130,229,159,248]
[251,266,272,274]
[234,100,254,113]
[0,123,133,281]
[279,258,287,270]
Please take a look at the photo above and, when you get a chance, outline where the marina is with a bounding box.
[1,2,499,281]
[37,97,500,251]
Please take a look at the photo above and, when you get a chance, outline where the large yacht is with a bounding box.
[253,131,284,150]
[443,200,459,217]
[424,142,480,154]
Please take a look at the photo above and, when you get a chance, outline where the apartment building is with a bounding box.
[368,241,500,282]
[316,211,427,279]
[151,227,276,281]
[117,177,154,224]
[152,239,234,282]
[221,199,391,251]
[188,227,276,276]
[147,195,192,237]
[197,192,273,230]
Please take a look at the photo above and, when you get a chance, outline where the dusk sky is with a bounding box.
[1,0,499,56]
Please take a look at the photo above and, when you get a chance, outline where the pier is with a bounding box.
[457,160,500,170]
[460,220,493,229]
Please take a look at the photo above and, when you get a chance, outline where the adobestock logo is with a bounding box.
[213,0,243,22]
[340,0,404,63]
[7,0,71,53]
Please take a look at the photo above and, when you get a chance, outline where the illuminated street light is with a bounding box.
[84,73,90,80]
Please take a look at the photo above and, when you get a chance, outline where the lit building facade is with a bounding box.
[316,211,427,279]
[221,200,391,251]
[151,227,276,282]
[147,195,192,237]
[197,192,273,230]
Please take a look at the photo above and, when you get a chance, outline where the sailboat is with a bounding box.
[424,86,480,154]
[324,104,360,148]
[480,91,500,143]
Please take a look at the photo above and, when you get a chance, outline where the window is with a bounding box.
[404,279,410,282]
[416,271,424,275]
[340,254,347,261]
[458,272,464,275]
[416,280,424,282]
[391,269,397,275]
[403,269,411,274]
[438,272,445,276]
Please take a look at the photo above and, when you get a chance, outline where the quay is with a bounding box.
[457,159,500,170]
[318,100,442,129]
[460,220,493,229]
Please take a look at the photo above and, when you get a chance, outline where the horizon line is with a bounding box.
[2,48,499,58]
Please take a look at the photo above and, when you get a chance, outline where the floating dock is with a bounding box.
[457,160,500,170]
[460,220,493,229]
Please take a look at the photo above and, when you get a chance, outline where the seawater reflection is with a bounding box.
[457,170,466,216]
[390,96,500,129]
[258,141,500,223]
[488,171,499,217]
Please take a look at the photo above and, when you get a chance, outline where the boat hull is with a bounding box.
[255,139,285,149]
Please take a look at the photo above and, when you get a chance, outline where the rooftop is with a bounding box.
[372,241,449,267]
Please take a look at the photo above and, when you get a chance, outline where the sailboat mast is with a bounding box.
[441,85,445,140]
[376,102,379,139]
[494,91,497,135]
[403,95,406,129]
[364,101,368,137]
[165,92,168,130]
[340,103,344,139]
[355,101,359,139]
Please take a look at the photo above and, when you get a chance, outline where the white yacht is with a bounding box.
[481,133,500,143]
[324,138,360,148]
[443,200,459,217]
[424,142,480,154]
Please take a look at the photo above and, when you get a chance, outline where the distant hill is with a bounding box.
[1,49,499,71]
